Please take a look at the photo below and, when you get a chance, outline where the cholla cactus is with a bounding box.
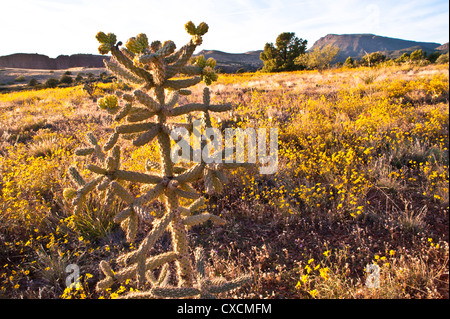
[65,21,251,298]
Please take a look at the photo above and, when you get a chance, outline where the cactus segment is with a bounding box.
[163,77,202,90]
[114,102,133,122]
[68,166,86,186]
[105,59,144,85]
[133,90,161,112]
[114,170,162,184]
[115,122,157,134]
[74,147,94,156]
[126,108,155,122]
[133,124,161,146]
[110,181,134,205]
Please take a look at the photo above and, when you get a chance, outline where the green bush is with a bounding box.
[28,78,38,87]
[44,78,59,88]
[14,75,27,82]
[344,56,354,68]
[59,74,73,85]
[436,52,449,64]
[361,52,386,67]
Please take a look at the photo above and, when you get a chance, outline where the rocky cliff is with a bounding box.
[309,34,442,62]
[0,53,108,69]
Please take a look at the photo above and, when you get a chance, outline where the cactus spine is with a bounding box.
[65,22,251,298]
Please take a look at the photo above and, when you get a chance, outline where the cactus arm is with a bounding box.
[133,125,161,146]
[175,163,205,184]
[187,197,206,213]
[103,132,119,151]
[133,90,161,112]
[182,213,211,227]
[132,182,165,207]
[208,275,252,294]
[115,122,158,134]
[110,45,154,84]
[150,286,200,298]
[178,65,203,76]
[109,181,135,205]
[97,252,177,291]
[174,188,201,200]
[114,170,162,184]
[163,76,202,90]
[208,104,234,112]
[126,108,156,122]
[168,103,206,117]
[165,90,179,109]
[87,164,107,175]
[120,209,175,265]
[74,147,94,156]
[68,166,86,186]
[114,102,133,122]
[104,58,144,85]
[203,169,215,195]
[113,207,133,223]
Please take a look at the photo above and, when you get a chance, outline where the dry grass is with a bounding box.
[0,67,106,91]
[0,63,448,299]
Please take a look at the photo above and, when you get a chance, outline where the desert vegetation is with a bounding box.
[0,49,448,298]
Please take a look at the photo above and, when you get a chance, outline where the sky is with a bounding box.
[1,0,448,58]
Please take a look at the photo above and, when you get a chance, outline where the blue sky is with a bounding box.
[1,0,448,57]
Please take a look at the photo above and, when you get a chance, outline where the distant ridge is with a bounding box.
[195,49,263,73]
[0,34,446,71]
[0,50,263,73]
[435,42,449,52]
[309,34,443,62]
[0,53,107,70]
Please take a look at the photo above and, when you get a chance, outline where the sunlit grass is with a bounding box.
[0,63,448,299]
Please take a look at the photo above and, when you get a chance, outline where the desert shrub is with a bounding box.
[427,52,442,63]
[395,52,410,64]
[296,45,340,71]
[44,78,59,88]
[28,78,38,87]
[436,52,449,64]
[28,134,59,158]
[410,49,425,62]
[361,52,386,67]
[344,56,354,68]
[15,75,27,82]
[59,74,73,85]
[75,74,83,82]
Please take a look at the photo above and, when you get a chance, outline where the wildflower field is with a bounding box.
[0,63,448,299]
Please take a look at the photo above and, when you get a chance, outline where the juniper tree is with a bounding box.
[260,32,307,72]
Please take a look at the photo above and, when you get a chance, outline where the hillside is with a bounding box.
[310,34,442,62]
[195,49,263,73]
[436,42,449,52]
[0,50,263,73]
[0,53,107,70]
